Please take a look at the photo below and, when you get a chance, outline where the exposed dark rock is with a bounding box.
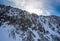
[0,4,60,41]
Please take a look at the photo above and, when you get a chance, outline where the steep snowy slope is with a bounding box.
[0,5,60,41]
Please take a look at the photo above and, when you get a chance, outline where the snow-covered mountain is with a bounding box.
[0,5,60,41]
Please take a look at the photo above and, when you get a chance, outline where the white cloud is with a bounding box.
[9,0,51,15]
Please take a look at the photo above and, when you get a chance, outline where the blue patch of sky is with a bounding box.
[0,0,15,7]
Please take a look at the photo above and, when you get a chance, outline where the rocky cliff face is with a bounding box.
[0,5,60,41]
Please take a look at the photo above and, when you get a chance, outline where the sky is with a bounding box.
[0,0,60,16]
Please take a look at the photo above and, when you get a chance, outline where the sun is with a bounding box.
[25,5,43,15]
